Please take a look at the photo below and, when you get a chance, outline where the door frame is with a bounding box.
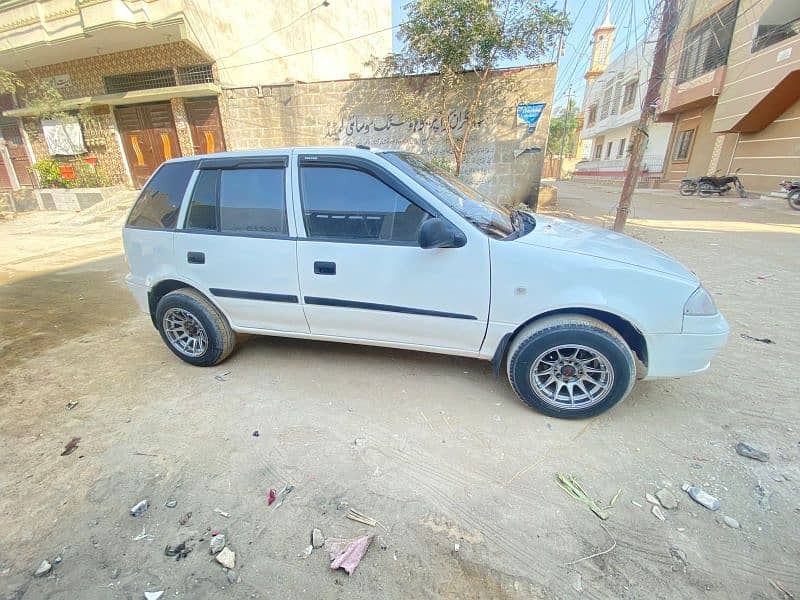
[115,101,182,188]
[183,96,227,156]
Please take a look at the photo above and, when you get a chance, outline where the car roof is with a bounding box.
[162,146,396,164]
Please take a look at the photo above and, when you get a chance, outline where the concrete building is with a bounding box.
[658,0,799,193]
[574,8,672,184]
[0,0,392,188]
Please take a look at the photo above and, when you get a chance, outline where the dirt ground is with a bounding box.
[0,183,798,599]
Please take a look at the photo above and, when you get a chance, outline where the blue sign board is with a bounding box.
[517,103,546,132]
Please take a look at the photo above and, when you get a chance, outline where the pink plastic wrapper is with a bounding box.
[325,534,374,574]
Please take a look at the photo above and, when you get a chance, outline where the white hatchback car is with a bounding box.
[123,147,728,418]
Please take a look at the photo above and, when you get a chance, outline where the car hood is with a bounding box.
[514,214,697,281]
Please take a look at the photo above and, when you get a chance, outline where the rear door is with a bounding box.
[292,152,490,353]
[174,156,308,334]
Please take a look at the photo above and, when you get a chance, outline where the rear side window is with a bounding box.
[183,167,287,235]
[220,169,286,234]
[127,160,198,229]
[300,165,429,242]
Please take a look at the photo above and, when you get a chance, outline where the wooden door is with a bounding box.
[184,97,226,156]
[115,102,181,188]
[0,123,33,186]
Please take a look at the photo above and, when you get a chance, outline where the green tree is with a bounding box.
[0,67,22,96]
[374,0,568,175]
[546,97,579,158]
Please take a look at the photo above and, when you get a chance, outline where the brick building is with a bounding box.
[0,0,392,189]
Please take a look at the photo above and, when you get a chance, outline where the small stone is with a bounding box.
[33,560,52,577]
[652,505,666,521]
[180,512,192,525]
[735,442,769,462]
[252,430,260,437]
[684,485,720,511]
[165,500,177,508]
[656,488,679,510]
[216,547,235,569]
[454,542,460,552]
[226,569,237,584]
[110,567,120,580]
[311,528,324,549]
[144,592,164,600]
[210,533,226,555]
[755,483,771,510]
[723,515,740,529]
[298,544,313,559]
[53,555,62,565]
[645,493,660,506]
[130,499,148,517]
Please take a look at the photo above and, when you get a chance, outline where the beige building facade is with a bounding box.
[658,0,800,193]
[0,0,392,188]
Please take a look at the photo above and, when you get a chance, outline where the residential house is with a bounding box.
[656,0,800,195]
[0,0,392,189]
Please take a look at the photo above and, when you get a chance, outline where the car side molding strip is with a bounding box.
[303,296,477,320]
[210,288,299,303]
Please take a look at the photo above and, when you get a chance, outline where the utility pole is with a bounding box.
[557,86,573,181]
[612,0,675,232]
[555,0,568,65]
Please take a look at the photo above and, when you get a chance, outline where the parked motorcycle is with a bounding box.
[770,179,800,211]
[680,168,747,198]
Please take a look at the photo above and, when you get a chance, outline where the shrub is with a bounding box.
[29,158,111,189]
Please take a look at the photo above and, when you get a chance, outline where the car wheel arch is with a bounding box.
[148,279,220,328]
[492,307,648,377]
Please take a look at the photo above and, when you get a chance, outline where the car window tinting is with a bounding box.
[185,170,218,230]
[300,165,429,242]
[219,168,287,234]
[127,161,198,229]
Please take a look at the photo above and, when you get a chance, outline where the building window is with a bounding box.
[605,141,613,159]
[617,138,626,158]
[587,104,598,126]
[752,1,800,53]
[105,65,214,94]
[672,129,695,161]
[600,84,613,120]
[621,79,638,111]
[593,143,603,160]
[610,77,623,116]
[677,1,738,84]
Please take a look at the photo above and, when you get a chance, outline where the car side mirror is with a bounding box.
[418,218,466,249]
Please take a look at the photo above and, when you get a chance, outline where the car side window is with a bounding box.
[185,170,218,230]
[182,167,288,235]
[220,168,287,234]
[299,165,430,242]
[127,160,198,229]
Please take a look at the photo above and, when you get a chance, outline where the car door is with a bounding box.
[174,156,308,333]
[293,152,490,353]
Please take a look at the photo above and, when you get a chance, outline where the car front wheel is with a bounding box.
[155,288,236,366]
[506,316,636,419]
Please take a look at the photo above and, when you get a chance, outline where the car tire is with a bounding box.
[788,190,800,211]
[155,288,236,366]
[506,315,636,419]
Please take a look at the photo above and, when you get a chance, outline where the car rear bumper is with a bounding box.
[643,313,729,379]
[125,273,150,315]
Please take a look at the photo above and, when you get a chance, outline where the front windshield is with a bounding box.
[381,151,515,238]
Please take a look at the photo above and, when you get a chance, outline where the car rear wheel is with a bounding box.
[506,316,636,419]
[155,288,236,366]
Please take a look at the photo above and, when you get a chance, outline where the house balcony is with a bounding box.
[0,0,189,71]
[657,66,726,119]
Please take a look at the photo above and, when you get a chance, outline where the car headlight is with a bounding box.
[684,286,718,316]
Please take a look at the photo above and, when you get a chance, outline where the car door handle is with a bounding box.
[314,261,336,275]
[187,251,205,264]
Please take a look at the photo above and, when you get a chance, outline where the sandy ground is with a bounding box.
[0,183,798,600]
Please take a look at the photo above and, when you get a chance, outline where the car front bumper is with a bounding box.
[643,313,729,379]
